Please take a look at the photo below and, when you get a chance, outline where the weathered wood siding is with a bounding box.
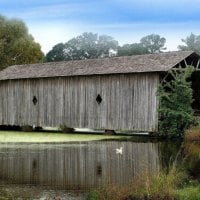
[0,73,159,131]
[0,141,160,189]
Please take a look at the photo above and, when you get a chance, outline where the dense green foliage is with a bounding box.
[117,43,149,56]
[158,66,194,137]
[0,15,44,69]
[118,34,166,56]
[178,33,200,53]
[46,32,118,62]
[45,43,66,62]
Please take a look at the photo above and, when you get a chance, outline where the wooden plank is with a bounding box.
[0,73,159,132]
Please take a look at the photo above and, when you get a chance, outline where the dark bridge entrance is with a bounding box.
[192,71,200,115]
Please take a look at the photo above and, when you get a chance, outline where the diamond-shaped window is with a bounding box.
[96,94,102,104]
[33,96,38,105]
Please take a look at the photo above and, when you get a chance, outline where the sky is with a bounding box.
[1,0,200,54]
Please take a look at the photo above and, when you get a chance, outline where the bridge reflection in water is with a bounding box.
[0,141,159,190]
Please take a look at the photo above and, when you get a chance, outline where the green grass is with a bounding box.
[86,166,187,200]
[175,185,200,200]
[0,131,129,143]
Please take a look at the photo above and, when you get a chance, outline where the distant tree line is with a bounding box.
[45,33,167,62]
[1,14,200,69]
[46,32,200,62]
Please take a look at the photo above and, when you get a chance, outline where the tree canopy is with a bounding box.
[118,43,149,56]
[118,34,166,56]
[45,43,66,62]
[0,15,44,69]
[178,33,200,53]
[46,32,118,62]
[140,34,166,53]
[46,33,167,62]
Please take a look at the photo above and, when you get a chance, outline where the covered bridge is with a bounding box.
[0,51,199,132]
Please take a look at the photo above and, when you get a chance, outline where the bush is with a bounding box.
[158,66,194,138]
[86,191,100,200]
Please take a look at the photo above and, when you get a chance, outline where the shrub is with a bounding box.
[158,66,194,138]
[86,191,100,200]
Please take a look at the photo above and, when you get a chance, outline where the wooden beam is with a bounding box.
[196,59,200,69]
[184,59,188,67]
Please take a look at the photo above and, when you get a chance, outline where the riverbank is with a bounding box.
[0,183,86,200]
[0,131,130,143]
[86,168,200,200]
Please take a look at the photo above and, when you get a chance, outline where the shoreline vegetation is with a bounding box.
[185,126,200,142]
[86,169,200,200]
[86,126,200,200]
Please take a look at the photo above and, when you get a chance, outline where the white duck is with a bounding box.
[116,147,123,155]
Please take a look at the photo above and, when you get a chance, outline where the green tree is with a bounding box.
[97,35,118,57]
[118,43,148,56]
[178,33,200,53]
[140,34,166,53]
[159,66,194,138]
[64,32,99,60]
[0,15,44,69]
[46,43,66,62]
[46,32,118,62]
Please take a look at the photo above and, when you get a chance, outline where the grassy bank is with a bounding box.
[175,185,200,200]
[87,168,200,200]
[87,166,185,200]
[0,131,129,143]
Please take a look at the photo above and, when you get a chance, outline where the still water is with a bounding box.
[0,139,181,199]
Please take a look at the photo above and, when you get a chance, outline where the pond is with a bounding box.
[0,135,195,199]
